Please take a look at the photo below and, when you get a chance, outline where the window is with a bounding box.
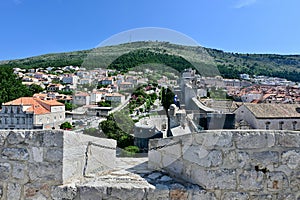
[265,121,270,130]
[279,121,284,130]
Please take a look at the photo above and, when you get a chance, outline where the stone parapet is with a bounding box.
[148,130,300,199]
[0,130,116,200]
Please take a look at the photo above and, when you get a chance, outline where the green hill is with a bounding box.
[1,41,300,82]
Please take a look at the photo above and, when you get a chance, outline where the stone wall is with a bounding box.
[0,130,116,200]
[148,130,300,199]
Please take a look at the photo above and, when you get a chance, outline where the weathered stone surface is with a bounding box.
[28,162,62,183]
[24,131,44,146]
[290,170,300,192]
[239,170,264,191]
[43,131,63,147]
[7,131,25,145]
[77,186,105,200]
[24,183,50,200]
[44,148,63,162]
[12,162,26,181]
[0,162,11,181]
[2,147,29,161]
[282,150,300,169]
[148,172,162,180]
[194,132,233,148]
[147,184,169,200]
[184,148,222,168]
[237,152,250,168]
[188,185,217,200]
[222,192,249,200]
[192,168,236,190]
[277,193,296,200]
[0,131,9,146]
[236,132,275,149]
[252,151,279,167]
[7,182,21,200]
[250,194,275,200]
[266,171,289,191]
[51,184,78,200]
[169,183,188,200]
[276,132,300,147]
[165,159,184,177]
[31,147,43,162]
[223,150,238,168]
[0,184,3,198]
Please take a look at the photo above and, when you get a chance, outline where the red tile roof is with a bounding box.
[3,97,63,115]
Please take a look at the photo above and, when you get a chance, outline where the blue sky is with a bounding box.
[1,0,300,60]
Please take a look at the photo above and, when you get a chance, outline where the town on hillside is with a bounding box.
[0,65,300,153]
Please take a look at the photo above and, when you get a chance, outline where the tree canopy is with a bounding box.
[0,67,33,107]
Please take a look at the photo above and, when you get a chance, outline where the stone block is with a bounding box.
[44,148,63,163]
[165,159,184,177]
[282,150,300,170]
[0,185,2,199]
[77,186,105,200]
[31,147,43,162]
[24,183,50,200]
[0,163,11,181]
[146,184,169,200]
[2,147,29,161]
[194,131,233,148]
[12,162,27,181]
[277,193,296,200]
[24,131,44,146]
[169,183,188,200]
[7,182,21,200]
[235,132,275,149]
[238,170,264,191]
[28,162,62,183]
[183,147,222,167]
[0,131,9,146]
[252,151,279,167]
[187,185,217,200]
[191,168,236,190]
[148,150,162,169]
[237,151,250,168]
[6,131,25,145]
[223,150,238,168]
[250,194,275,200]
[43,131,64,147]
[290,170,300,192]
[221,192,249,200]
[276,132,300,147]
[266,171,289,191]
[51,184,78,200]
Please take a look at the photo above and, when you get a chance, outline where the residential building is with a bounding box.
[62,74,79,85]
[0,97,65,130]
[73,92,90,106]
[99,77,114,85]
[234,103,300,130]
[105,93,125,103]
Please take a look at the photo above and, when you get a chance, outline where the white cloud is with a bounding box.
[234,0,257,8]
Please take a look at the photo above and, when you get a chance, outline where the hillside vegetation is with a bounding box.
[1,41,300,82]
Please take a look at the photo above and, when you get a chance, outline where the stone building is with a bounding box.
[234,103,300,130]
[0,97,65,130]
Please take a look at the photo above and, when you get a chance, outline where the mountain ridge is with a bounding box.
[1,41,300,82]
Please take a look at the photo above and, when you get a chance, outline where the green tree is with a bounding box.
[0,67,33,107]
[161,87,175,137]
[60,122,72,130]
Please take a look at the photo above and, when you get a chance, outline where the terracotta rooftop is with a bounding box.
[3,97,63,115]
[243,103,300,119]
